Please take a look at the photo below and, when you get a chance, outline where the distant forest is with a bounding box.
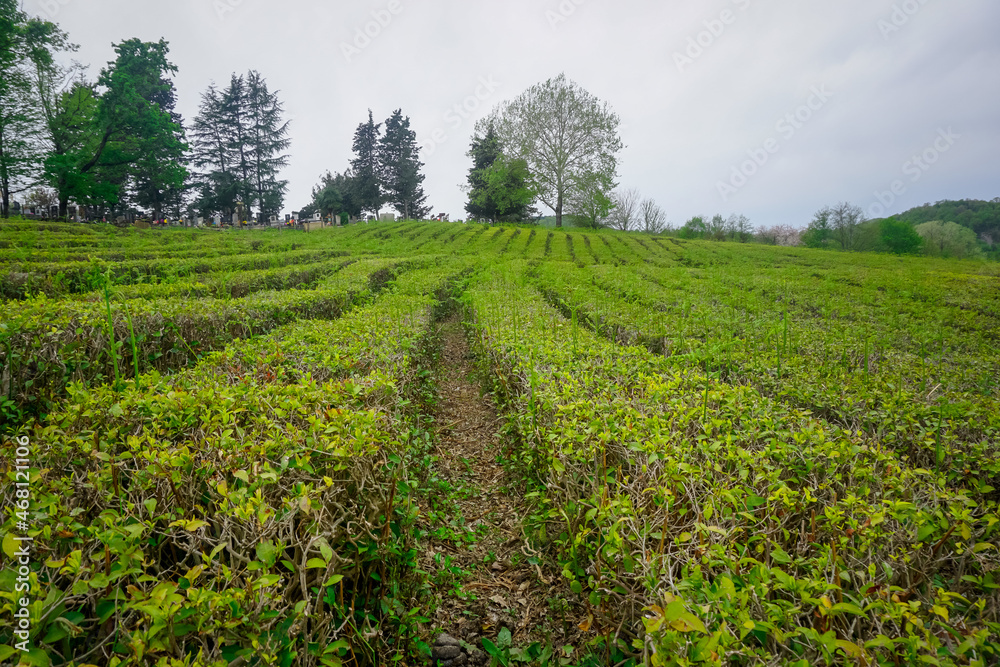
[889,198,1000,243]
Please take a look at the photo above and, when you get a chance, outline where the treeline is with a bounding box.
[616,200,998,262]
[0,5,289,223]
[800,200,998,260]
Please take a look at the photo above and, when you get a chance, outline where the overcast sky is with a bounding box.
[24,0,1000,227]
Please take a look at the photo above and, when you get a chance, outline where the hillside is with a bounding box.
[1,220,998,666]
[890,198,1000,242]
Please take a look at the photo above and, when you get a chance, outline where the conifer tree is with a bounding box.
[191,70,289,221]
[378,109,429,220]
[350,109,383,219]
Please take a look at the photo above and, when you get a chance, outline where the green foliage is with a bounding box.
[878,217,924,255]
[465,123,537,223]
[802,207,834,248]
[480,73,622,227]
[466,265,1000,666]
[1,222,997,667]
[895,198,1000,241]
[379,109,430,221]
[917,220,984,260]
[350,109,384,219]
[190,70,290,221]
[302,170,345,220]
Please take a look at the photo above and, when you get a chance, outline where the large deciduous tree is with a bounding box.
[34,38,187,218]
[829,202,866,250]
[378,109,429,220]
[0,5,51,217]
[878,218,923,255]
[480,73,623,227]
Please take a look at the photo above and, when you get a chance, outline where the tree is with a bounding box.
[827,202,866,250]
[706,214,728,241]
[878,218,923,255]
[478,158,536,222]
[680,216,707,239]
[190,71,289,222]
[565,171,612,228]
[756,225,801,247]
[465,124,502,221]
[916,221,983,259]
[728,214,752,242]
[244,71,290,221]
[639,198,667,234]
[36,38,186,218]
[802,207,835,249]
[190,84,239,217]
[302,171,344,220]
[606,187,640,231]
[351,109,382,219]
[465,123,535,222]
[378,109,428,220]
[481,73,623,227]
[0,5,51,217]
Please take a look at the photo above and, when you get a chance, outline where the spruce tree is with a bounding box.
[191,71,289,221]
[244,71,289,221]
[378,109,429,221]
[350,109,382,219]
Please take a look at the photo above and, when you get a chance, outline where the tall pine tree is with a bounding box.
[245,71,289,221]
[378,109,429,221]
[350,109,382,219]
[191,70,289,221]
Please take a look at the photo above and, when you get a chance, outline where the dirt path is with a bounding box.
[415,318,578,664]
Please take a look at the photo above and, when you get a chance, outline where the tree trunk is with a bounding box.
[555,192,563,228]
[1,167,9,218]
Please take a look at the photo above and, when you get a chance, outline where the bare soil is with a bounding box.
[415,318,583,657]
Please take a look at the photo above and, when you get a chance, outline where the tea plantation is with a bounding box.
[1,220,998,667]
